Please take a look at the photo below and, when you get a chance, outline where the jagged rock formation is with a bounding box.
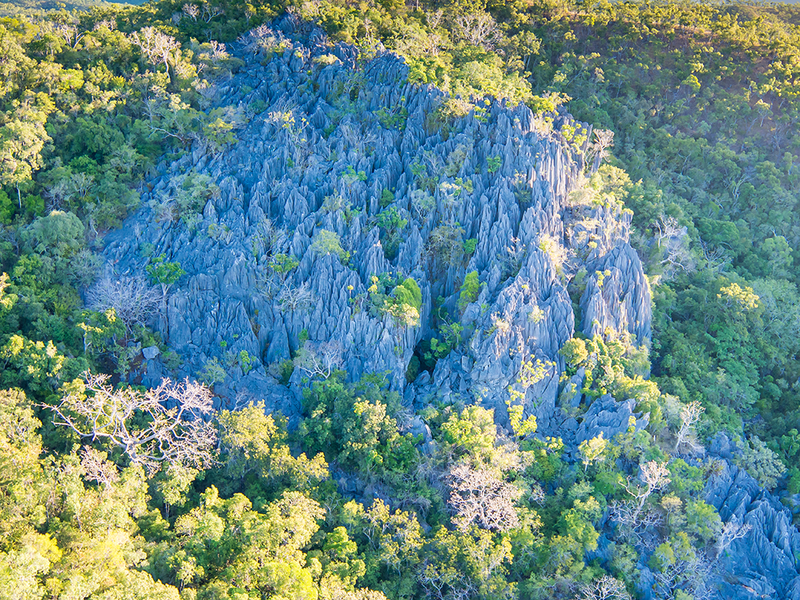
[96,16,800,600]
[103,15,649,429]
[704,453,800,600]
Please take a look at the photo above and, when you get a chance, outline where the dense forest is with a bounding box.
[2,0,800,599]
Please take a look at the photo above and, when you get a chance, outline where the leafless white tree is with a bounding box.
[201,2,224,22]
[294,341,343,380]
[86,274,161,331]
[589,129,615,174]
[48,373,217,475]
[698,239,729,272]
[452,12,502,51]
[448,463,521,532]
[239,24,290,55]
[655,215,694,277]
[80,446,120,486]
[277,281,314,312]
[182,3,199,20]
[714,519,752,557]
[577,575,630,600]
[652,555,713,600]
[611,501,664,549]
[54,23,88,49]
[93,20,116,31]
[674,400,705,452]
[130,27,180,73]
[622,461,671,522]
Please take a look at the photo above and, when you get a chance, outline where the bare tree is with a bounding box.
[674,400,705,452]
[699,238,729,273]
[714,519,752,557]
[54,23,88,49]
[448,463,521,532]
[611,500,664,549]
[277,281,314,312]
[452,12,502,51]
[577,575,630,600]
[93,19,116,31]
[80,446,120,486]
[182,3,199,20]
[589,129,614,174]
[239,24,290,56]
[48,373,217,475]
[652,555,713,600]
[86,274,161,331]
[623,461,671,522]
[655,215,694,277]
[130,27,180,77]
[201,2,224,22]
[294,341,343,380]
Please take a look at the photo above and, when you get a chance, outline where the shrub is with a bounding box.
[310,229,350,264]
[457,271,480,312]
[735,436,786,490]
[299,375,417,480]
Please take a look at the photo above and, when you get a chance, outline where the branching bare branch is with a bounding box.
[47,373,217,475]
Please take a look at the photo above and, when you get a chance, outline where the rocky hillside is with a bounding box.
[104,16,648,427]
[95,16,800,599]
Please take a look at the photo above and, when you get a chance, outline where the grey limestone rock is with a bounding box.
[100,17,650,438]
[704,462,800,600]
[580,241,652,345]
[574,394,649,446]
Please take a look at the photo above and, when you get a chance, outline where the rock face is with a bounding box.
[703,463,800,600]
[581,241,651,344]
[102,18,648,426]
[574,395,649,446]
[95,17,800,600]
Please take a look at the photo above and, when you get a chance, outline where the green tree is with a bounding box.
[310,229,350,264]
[0,94,53,208]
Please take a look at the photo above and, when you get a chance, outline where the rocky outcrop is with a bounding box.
[581,241,652,345]
[101,17,650,428]
[92,17,800,600]
[704,462,800,600]
[574,395,649,446]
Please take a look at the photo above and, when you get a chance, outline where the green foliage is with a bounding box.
[378,188,395,209]
[299,375,418,481]
[1,0,800,595]
[578,433,609,473]
[218,401,328,495]
[425,322,463,362]
[21,210,84,258]
[0,334,69,394]
[457,271,480,312]
[427,223,466,271]
[439,405,498,466]
[368,273,423,327]
[311,229,350,264]
[376,205,408,260]
[199,357,226,387]
[735,436,787,491]
[685,500,722,544]
[146,254,185,288]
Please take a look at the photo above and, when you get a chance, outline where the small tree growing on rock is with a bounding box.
[147,253,185,334]
[311,229,350,264]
